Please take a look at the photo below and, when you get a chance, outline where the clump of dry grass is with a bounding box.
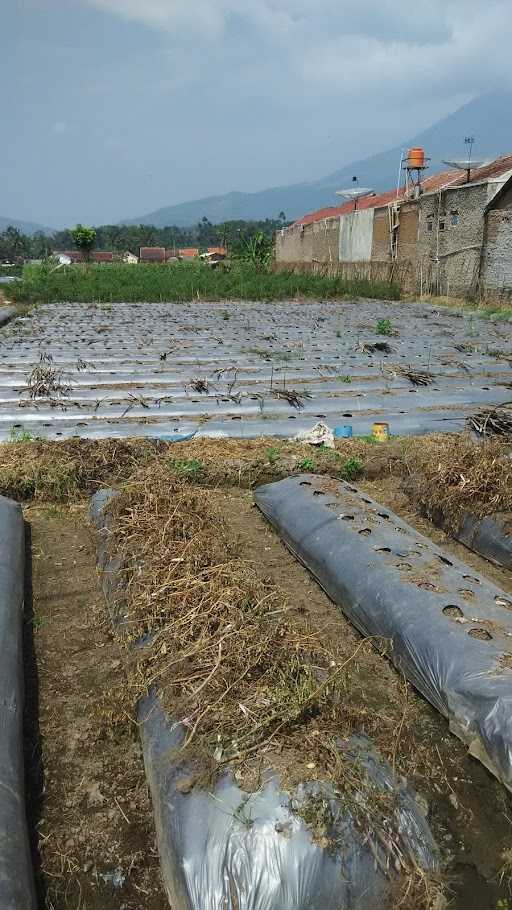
[100,466,442,905]
[403,433,512,530]
[0,437,161,501]
[0,435,389,501]
[27,352,71,400]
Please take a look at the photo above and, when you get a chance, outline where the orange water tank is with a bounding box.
[407,147,425,168]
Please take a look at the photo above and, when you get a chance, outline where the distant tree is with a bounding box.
[0,226,31,261]
[70,224,96,261]
[278,211,286,223]
[31,231,51,259]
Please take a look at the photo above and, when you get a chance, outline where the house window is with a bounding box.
[451,211,459,225]
[439,218,446,232]
[427,216,434,233]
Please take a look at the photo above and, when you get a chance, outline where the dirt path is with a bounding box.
[217,487,512,909]
[24,503,168,909]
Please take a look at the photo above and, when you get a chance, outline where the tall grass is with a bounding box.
[0,263,23,278]
[9,262,400,304]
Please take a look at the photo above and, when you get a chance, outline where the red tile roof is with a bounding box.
[59,250,113,262]
[140,247,166,262]
[179,248,199,258]
[207,246,227,256]
[292,155,512,227]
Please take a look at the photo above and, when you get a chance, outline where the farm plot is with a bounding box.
[0,300,510,441]
[4,435,512,909]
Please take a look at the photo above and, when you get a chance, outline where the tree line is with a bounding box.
[0,215,289,262]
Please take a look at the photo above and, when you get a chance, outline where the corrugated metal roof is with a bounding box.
[292,155,512,228]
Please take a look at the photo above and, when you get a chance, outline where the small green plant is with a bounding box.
[337,375,352,383]
[221,310,231,321]
[8,427,35,443]
[297,457,316,471]
[266,446,281,465]
[497,900,510,910]
[376,318,393,336]
[340,456,363,481]
[169,457,204,481]
[357,433,379,445]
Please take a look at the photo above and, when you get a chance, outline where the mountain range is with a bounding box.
[125,91,512,227]
[3,91,512,233]
[0,216,53,236]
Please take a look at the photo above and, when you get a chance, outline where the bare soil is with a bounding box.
[24,502,167,909]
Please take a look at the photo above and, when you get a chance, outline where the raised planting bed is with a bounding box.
[0,495,36,909]
[255,474,512,791]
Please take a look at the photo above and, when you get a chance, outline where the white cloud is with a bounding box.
[80,0,511,98]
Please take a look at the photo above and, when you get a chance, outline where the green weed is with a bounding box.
[8,427,35,443]
[266,446,281,465]
[297,457,316,471]
[337,375,352,383]
[340,456,364,481]
[169,457,204,481]
[376,318,393,336]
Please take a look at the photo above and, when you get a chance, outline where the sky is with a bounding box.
[3,0,511,227]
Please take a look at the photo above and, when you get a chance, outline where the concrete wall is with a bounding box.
[339,209,374,262]
[275,218,340,263]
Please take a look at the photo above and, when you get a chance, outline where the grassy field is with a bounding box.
[8,261,400,303]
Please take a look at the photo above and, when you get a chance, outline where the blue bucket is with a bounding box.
[334,425,353,438]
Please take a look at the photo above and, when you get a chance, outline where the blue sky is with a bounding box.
[4,0,509,227]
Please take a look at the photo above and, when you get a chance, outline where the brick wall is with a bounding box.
[275,218,340,263]
[396,202,419,266]
[416,183,489,295]
[482,187,512,291]
[371,208,390,260]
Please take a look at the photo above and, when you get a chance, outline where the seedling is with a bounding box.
[9,428,35,443]
[340,456,363,481]
[266,446,281,465]
[376,318,393,337]
[297,457,316,471]
[168,457,204,481]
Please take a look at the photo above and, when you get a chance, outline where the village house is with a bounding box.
[139,246,167,263]
[55,250,114,263]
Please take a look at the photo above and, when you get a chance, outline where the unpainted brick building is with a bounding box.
[481,180,512,293]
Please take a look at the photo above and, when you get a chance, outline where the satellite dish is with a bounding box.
[335,188,375,200]
[443,159,485,170]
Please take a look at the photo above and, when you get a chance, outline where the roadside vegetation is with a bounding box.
[8,261,400,304]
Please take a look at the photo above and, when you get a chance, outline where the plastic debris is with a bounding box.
[294,421,335,448]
